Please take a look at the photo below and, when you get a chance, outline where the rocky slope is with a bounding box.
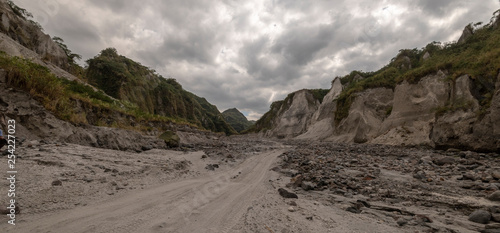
[86,48,236,135]
[0,0,69,70]
[0,1,236,144]
[222,108,254,133]
[252,12,500,153]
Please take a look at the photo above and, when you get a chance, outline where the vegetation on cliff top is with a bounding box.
[86,48,236,135]
[334,12,500,124]
[251,10,500,132]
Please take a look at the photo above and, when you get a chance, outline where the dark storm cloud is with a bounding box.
[413,0,465,17]
[271,24,335,66]
[10,0,500,120]
[87,0,127,13]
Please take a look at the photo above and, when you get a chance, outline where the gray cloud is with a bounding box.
[11,0,500,120]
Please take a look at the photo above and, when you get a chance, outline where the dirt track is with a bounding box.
[4,149,284,233]
[2,139,499,233]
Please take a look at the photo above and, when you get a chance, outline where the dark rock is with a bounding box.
[1,205,20,215]
[282,169,299,177]
[482,223,500,233]
[485,223,500,229]
[159,131,180,148]
[489,206,500,214]
[291,174,303,187]
[289,201,297,206]
[201,154,207,159]
[433,157,456,166]
[141,145,153,151]
[278,188,298,199]
[463,173,478,181]
[480,229,500,233]
[397,218,408,226]
[346,206,361,214]
[413,171,426,180]
[492,171,500,180]
[469,209,492,224]
[356,200,371,208]
[301,181,316,191]
[415,214,433,223]
[488,191,500,202]
[205,164,219,171]
[492,213,500,223]
[306,216,313,221]
[52,180,62,186]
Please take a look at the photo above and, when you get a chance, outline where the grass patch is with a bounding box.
[334,18,500,124]
[0,52,198,129]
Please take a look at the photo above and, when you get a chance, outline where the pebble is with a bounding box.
[51,180,62,186]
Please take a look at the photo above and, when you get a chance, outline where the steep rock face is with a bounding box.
[432,74,500,152]
[0,71,167,151]
[297,78,342,140]
[457,25,474,44]
[256,69,499,152]
[373,71,449,146]
[86,48,236,135]
[266,90,320,138]
[0,28,77,81]
[334,87,394,143]
[0,1,68,69]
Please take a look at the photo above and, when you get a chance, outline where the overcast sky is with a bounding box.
[13,0,500,120]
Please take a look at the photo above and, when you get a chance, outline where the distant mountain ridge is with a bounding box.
[222,108,254,133]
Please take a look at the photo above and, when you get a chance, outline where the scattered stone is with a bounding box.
[289,201,297,206]
[397,218,408,226]
[488,191,500,202]
[482,224,500,233]
[291,174,303,187]
[346,206,361,214]
[51,180,62,186]
[205,164,219,171]
[356,200,371,208]
[82,177,94,183]
[306,216,313,221]
[301,181,316,191]
[278,188,298,199]
[415,214,433,223]
[433,157,456,166]
[463,173,478,181]
[492,171,500,180]
[288,207,296,212]
[492,213,500,223]
[469,209,492,224]
[141,145,153,151]
[201,154,207,159]
[413,171,427,180]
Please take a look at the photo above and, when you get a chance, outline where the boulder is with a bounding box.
[278,188,298,199]
[159,131,180,148]
[469,209,491,224]
[488,191,500,202]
